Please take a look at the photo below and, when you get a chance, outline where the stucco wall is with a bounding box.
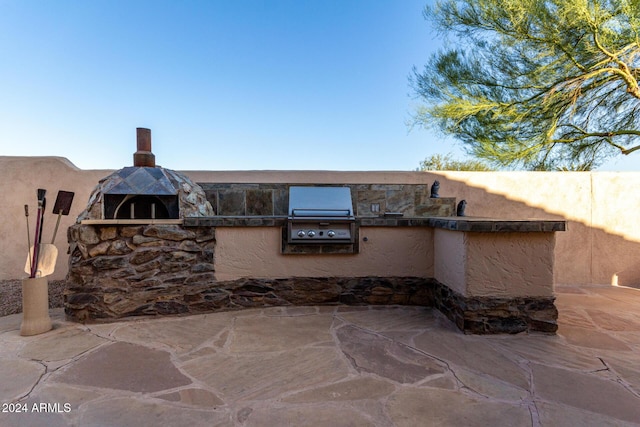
[214,227,433,281]
[465,233,555,298]
[433,229,466,295]
[1,157,111,282]
[433,230,555,298]
[432,171,640,287]
[2,156,639,287]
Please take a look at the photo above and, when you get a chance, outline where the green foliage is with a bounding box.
[411,0,640,170]
[418,152,493,170]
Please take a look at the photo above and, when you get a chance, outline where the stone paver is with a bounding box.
[55,341,192,393]
[246,404,375,427]
[531,363,640,423]
[181,346,349,401]
[413,329,531,390]
[386,387,532,427]
[0,285,639,426]
[19,328,108,362]
[336,324,448,384]
[0,359,45,402]
[558,325,632,350]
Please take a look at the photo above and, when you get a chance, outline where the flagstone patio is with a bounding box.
[1,285,639,426]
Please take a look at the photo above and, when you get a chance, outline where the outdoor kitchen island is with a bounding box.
[190,215,563,334]
[67,211,564,334]
[64,128,565,334]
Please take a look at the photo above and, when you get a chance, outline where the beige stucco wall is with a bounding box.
[1,157,111,281]
[433,230,555,298]
[214,227,433,281]
[2,156,639,287]
[465,233,555,297]
[433,171,640,286]
[433,229,466,295]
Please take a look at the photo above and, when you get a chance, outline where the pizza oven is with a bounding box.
[77,128,213,222]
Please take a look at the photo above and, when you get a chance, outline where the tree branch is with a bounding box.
[556,124,640,154]
[592,27,640,98]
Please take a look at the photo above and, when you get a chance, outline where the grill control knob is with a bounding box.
[327,230,336,238]
[307,230,316,238]
[297,230,306,238]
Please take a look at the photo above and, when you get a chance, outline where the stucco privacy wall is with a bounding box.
[2,156,639,286]
[432,171,640,287]
[1,157,111,282]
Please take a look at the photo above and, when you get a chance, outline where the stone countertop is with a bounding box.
[184,216,288,227]
[184,216,566,232]
[425,217,566,232]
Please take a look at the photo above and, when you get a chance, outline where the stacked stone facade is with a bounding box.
[432,282,558,334]
[66,224,215,320]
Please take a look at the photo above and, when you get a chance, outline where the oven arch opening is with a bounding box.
[113,195,172,220]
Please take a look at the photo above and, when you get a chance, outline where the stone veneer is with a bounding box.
[66,224,216,320]
[199,183,456,217]
[433,283,558,334]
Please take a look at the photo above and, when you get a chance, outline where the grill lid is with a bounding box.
[288,186,354,218]
[287,186,356,244]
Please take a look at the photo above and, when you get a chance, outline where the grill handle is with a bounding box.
[291,208,352,217]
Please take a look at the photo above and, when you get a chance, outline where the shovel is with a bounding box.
[50,191,74,244]
[24,244,58,277]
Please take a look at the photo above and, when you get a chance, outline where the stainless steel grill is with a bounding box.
[287,186,355,244]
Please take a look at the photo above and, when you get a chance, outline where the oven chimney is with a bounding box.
[134,127,156,167]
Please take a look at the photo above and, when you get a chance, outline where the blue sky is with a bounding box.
[1,0,638,171]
